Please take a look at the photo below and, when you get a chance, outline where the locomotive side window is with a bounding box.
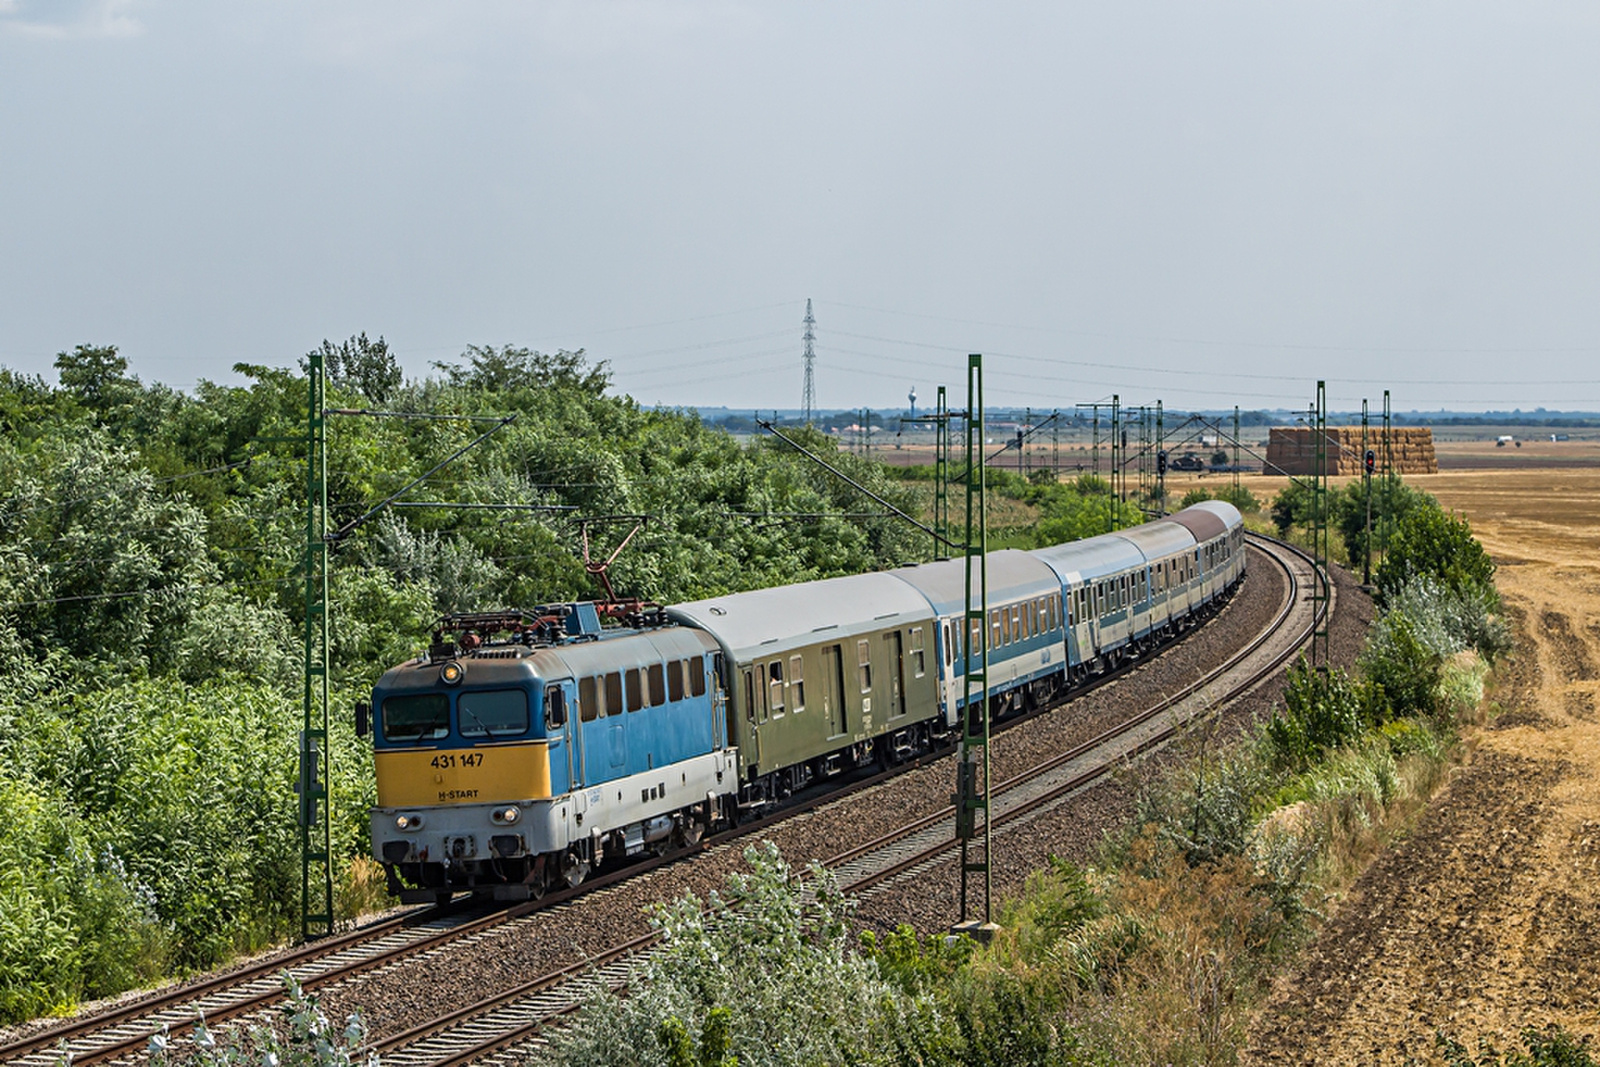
[668,659,685,702]
[459,689,529,738]
[579,676,599,722]
[543,686,566,729]
[625,668,644,712]
[910,627,926,677]
[857,639,873,693]
[605,672,624,717]
[690,655,706,697]
[381,694,449,741]
[791,655,806,711]
[648,663,666,707]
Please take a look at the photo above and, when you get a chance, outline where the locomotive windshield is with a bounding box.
[382,694,450,741]
[459,689,530,738]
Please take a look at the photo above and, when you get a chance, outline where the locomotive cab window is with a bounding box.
[381,693,449,742]
[459,689,529,738]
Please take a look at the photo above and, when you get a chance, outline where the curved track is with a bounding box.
[0,534,1322,1067]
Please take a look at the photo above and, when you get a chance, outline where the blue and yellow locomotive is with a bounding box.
[364,605,733,902]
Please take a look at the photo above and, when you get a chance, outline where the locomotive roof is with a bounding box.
[373,626,718,695]
[1029,529,1148,585]
[538,626,721,681]
[888,550,1061,616]
[668,571,933,663]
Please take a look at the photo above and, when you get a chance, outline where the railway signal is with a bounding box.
[1364,449,1376,475]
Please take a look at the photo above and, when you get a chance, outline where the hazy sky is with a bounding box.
[4,1,1599,413]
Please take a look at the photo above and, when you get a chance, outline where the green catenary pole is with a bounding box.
[300,354,334,940]
[955,353,995,939]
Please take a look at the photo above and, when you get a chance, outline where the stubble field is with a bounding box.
[1242,461,1600,1062]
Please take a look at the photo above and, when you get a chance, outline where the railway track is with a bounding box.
[0,534,1319,1067]
[358,535,1324,1067]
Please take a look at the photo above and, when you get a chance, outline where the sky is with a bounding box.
[3,1,1600,414]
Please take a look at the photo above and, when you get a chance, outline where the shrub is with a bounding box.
[1264,660,1369,770]
[1374,505,1496,606]
[545,843,946,1067]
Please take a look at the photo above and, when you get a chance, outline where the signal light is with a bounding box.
[1157,449,1167,475]
[1364,449,1376,475]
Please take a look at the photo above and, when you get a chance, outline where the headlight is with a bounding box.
[396,814,425,831]
[491,806,520,825]
[439,661,464,685]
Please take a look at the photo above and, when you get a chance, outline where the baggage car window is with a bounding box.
[459,689,528,738]
[764,659,784,716]
[791,655,805,711]
[579,676,599,722]
[668,660,685,702]
[605,672,624,716]
[382,694,449,741]
[648,663,666,706]
[690,655,707,698]
[857,639,873,693]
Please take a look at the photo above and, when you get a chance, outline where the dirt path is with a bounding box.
[1243,474,1600,1064]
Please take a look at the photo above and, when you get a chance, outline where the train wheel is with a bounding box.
[678,816,704,849]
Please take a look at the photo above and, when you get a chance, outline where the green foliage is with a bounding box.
[1436,1026,1598,1067]
[149,973,371,1067]
[546,843,948,1067]
[1264,660,1372,770]
[305,332,402,405]
[1374,504,1497,606]
[1032,478,1144,547]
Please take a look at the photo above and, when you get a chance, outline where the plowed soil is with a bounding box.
[1243,469,1600,1063]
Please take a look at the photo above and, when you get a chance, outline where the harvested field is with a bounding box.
[1243,465,1600,1064]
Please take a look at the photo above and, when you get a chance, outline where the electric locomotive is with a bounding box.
[362,605,734,902]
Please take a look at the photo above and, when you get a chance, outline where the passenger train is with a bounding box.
[361,501,1246,902]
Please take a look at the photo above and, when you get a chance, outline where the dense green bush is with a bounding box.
[546,844,947,1067]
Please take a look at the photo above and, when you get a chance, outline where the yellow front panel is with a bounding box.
[375,741,551,807]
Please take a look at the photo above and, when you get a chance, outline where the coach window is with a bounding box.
[605,672,624,717]
[791,655,806,711]
[743,669,756,721]
[991,609,1002,648]
[943,621,952,667]
[1012,604,1024,640]
[910,627,926,677]
[756,663,771,721]
[668,659,685,702]
[648,663,666,707]
[857,639,873,692]
[579,676,599,723]
[768,659,785,715]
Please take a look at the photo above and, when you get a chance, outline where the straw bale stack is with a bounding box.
[1264,426,1437,476]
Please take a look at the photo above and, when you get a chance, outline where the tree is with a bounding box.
[54,343,140,416]
[305,333,402,405]
[1373,505,1496,606]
